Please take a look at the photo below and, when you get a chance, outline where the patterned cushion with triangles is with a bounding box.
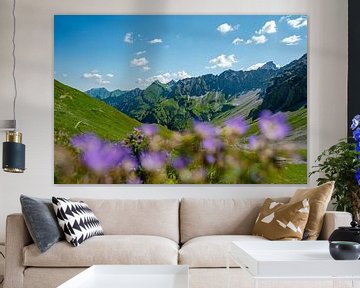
[52,197,104,247]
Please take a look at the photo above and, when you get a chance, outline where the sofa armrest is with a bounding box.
[318,211,352,240]
[4,214,33,288]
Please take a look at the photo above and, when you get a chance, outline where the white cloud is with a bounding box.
[142,66,151,71]
[82,72,110,85]
[135,50,146,56]
[207,54,237,69]
[137,70,191,87]
[83,72,102,79]
[243,35,267,45]
[130,57,149,67]
[106,73,114,78]
[251,35,267,44]
[148,38,163,44]
[281,35,301,45]
[124,32,133,44]
[246,62,266,71]
[287,17,307,29]
[256,20,277,34]
[232,38,244,45]
[217,23,234,34]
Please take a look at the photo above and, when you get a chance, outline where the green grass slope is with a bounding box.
[54,80,142,144]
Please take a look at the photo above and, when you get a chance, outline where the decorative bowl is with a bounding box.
[329,241,360,260]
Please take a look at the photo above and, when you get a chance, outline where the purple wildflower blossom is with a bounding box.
[356,167,360,186]
[202,137,223,153]
[140,151,168,171]
[225,116,249,135]
[127,177,143,184]
[248,135,260,150]
[140,124,158,137]
[205,154,216,164]
[194,121,218,139]
[71,134,134,173]
[259,111,290,140]
[71,133,101,150]
[353,128,360,142]
[351,115,360,131]
[172,156,190,170]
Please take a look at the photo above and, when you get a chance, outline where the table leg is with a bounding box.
[252,278,258,288]
[226,251,230,288]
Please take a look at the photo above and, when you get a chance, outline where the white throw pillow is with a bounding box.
[52,197,103,247]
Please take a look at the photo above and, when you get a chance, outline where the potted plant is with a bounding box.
[310,115,360,222]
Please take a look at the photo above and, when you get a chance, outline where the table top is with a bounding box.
[231,240,360,278]
[58,265,189,288]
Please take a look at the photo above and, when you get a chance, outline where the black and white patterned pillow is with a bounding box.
[52,197,104,247]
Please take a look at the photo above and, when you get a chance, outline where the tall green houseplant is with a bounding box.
[310,115,360,222]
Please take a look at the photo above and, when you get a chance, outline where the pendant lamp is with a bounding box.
[1,0,26,173]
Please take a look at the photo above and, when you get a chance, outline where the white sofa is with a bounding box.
[4,198,352,288]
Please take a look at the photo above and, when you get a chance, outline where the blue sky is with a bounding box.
[54,15,307,91]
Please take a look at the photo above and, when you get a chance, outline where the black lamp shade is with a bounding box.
[2,141,25,173]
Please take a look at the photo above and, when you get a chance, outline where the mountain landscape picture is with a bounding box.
[54,15,308,184]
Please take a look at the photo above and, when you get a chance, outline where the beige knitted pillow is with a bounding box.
[252,198,310,240]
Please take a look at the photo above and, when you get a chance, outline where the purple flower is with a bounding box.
[172,156,190,170]
[194,121,217,139]
[259,111,290,141]
[140,124,158,137]
[122,157,139,172]
[225,116,249,135]
[351,115,360,131]
[71,133,101,150]
[248,135,260,150]
[140,151,167,171]
[353,128,360,142]
[127,177,143,184]
[202,138,223,153]
[356,167,360,186]
[205,154,216,164]
[71,133,134,173]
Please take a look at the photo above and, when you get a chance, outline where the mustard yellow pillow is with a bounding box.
[252,198,310,240]
[289,181,334,240]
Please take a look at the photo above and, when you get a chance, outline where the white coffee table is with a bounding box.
[58,265,189,288]
[228,241,360,288]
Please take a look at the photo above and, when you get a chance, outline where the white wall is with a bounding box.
[0,0,348,242]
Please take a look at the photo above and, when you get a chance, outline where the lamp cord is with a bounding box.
[11,0,17,129]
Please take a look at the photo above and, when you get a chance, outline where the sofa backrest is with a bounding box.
[180,198,289,243]
[72,198,180,243]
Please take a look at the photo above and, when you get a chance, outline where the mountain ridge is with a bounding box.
[85,54,307,131]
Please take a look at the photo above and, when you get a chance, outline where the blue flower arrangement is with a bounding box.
[352,115,360,185]
[311,115,360,221]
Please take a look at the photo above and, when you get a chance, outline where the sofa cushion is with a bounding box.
[179,235,267,268]
[252,198,310,240]
[52,197,104,247]
[180,198,289,243]
[23,235,178,267]
[72,199,179,243]
[20,195,64,253]
[290,181,334,240]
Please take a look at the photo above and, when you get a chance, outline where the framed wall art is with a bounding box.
[54,15,308,184]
